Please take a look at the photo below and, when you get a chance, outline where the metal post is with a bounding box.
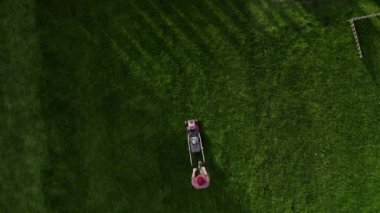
[348,19,363,58]
[187,135,193,166]
[199,133,206,163]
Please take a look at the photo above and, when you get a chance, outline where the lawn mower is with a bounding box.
[185,119,205,167]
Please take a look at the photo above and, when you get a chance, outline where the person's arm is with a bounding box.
[192,168,197,179]
[200,167,208,175]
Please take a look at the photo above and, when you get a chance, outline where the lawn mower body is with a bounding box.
[185,119,205,166]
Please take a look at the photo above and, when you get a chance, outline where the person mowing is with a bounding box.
[191,161,210,189]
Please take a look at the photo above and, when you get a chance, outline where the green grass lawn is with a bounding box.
[1,0,380,212]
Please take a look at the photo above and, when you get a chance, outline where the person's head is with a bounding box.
[188,120,196,127]
[196,176,207,186]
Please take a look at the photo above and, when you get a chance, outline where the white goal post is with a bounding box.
[348,12,380,58]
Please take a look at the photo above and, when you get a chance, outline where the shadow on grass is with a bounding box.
[296,0,357,25]
[355,17,380,85]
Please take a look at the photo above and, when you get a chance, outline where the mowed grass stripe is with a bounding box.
[150,1,246,92]
[162,1,252,80]
[204,0,246,41]
[128,1,199,70]
[165,0,252,80]
[120,1,221,113]
[0,0,46,212]
[190,1,245,50]
[224,0,249,22]
[153,3,256,118]
[109,16,200,107]
[107,29,179,98]
[100,3,191,105]
[133,0,200,56]
[163,3,214,54]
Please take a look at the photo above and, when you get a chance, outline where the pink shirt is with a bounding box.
[191,174,210,189]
